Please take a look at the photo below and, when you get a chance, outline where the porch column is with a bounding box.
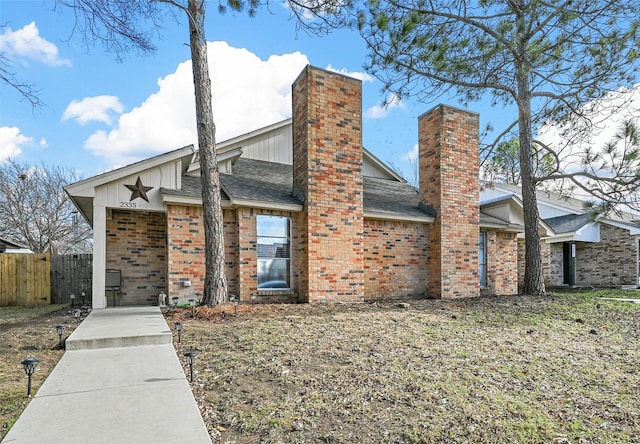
[92,205,107,308]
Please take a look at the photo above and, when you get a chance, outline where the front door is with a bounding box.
[562,242,576,286]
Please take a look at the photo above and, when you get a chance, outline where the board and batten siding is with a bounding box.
[94,162,182,211]
[233,124,294,165]
[221,121,397,180]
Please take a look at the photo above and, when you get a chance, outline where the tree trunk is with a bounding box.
[515,5,546,296]
[187,0,227,305]
[519,114,546,295]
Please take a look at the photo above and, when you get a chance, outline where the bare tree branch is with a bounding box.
[0,50,44,107]
[0,161,92,253]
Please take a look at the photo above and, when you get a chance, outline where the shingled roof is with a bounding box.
[364,176,435,218]
[220,158,302,206]
[161,175,230,201]
[543,213,593,234]
[161,157,435,220]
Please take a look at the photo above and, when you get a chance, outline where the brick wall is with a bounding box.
[517,239,526,289]
[483,230,518,296]
[292,65,365,303]
[106,210,166,306]
[225,209,239,296]
[237,208,298,303]
[292,67,310,302]
[419,105,480,298]
[577,224,638,286]
[548,242,564,286]
[518,238,551,289]
[236,207,256,301]
[363,219,428,300]
[548,224,638,286]
[166,205,238,303]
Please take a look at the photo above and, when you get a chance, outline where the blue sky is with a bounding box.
[6,0,637,185]
[2,0,514,181]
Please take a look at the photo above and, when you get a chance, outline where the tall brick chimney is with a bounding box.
[292,66,364,303]
[419,105,480,298]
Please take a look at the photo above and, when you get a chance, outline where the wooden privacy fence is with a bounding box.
[51,254,93,305]
[0,254,51,306]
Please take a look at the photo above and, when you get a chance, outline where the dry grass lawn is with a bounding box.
[1,291,638,443]
[166,290,640,443]
[0,304,76,440]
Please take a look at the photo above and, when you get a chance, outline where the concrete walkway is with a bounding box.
[600,297,640,304]
[2,307,211,444]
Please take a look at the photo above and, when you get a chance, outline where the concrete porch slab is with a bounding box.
[65,306,172,350]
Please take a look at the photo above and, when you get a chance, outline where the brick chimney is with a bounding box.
[292,66,364,303]
[419,105,480,298]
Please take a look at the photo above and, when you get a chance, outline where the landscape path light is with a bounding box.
[231,295,239,316]
[174,321,183,344]
[184,350,197,382]
[21,357,40,397]
[55,324,66,349]
[73,309,81,322]
[189,298,196,318]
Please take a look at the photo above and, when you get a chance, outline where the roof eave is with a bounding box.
[228,198,303,212]
[479,222,524,232]
[364,210,434,224]
[65,145,195,199]
[362,148,407,183]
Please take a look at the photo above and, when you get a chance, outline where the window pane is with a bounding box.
[479,232,487,287]
[257,240,290,259]
[257,215,289,237]
[258,259,290,288]
[257,215,291,290]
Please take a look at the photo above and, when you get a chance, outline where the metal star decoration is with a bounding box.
[125,176,153,202]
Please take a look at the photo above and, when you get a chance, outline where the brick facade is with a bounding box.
[106,210,167,306]
[166,205,205,301]
[292,66,365,303]
[225,209,239,296]
[95,65,523,306]
[419,105,480,298]
[482,230,518,296]
[363,219,428,300]
[548,224,638,287]
[166,205,238,303]
[236,208,298,303]
[518,238,551,290]
[548,243,564,287]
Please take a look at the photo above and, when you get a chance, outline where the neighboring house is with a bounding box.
[0,238,32,254]
[481,183,640,289]
[66,65,525,308]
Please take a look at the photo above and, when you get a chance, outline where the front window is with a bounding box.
[257,215,291,289]
[479,231,487,287]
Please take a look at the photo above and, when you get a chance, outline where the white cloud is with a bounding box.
[0,127,32,162]
[401,144,419,163]
[83,41,310,165]
[0,22,71,67]
[39,138,48,148]
[365,94,405,119]
[325,64,374,83]
[63,96,124,125]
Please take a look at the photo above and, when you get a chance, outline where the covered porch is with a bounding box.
[65,146,196,308]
